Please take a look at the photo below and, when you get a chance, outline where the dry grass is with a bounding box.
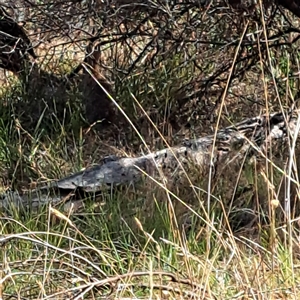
[1,2,300,299]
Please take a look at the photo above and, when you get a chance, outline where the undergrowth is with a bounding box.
[1,3,300,300]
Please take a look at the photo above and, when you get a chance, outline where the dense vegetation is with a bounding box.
[1,0,300,298]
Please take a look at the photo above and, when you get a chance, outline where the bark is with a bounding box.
[277,0,300,18]
[1,106,299,210]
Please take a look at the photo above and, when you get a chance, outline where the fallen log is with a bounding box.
[1,106,299,210]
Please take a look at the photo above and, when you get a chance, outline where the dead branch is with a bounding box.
[72,271,211,299]
[277,0,300,18]
[1,106,299,210]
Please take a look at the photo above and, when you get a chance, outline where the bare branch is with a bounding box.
[1,106,298,209]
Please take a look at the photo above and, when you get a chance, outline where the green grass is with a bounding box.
[1,7,300,299]
[0,119,299,299]
[1,196,299,299]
